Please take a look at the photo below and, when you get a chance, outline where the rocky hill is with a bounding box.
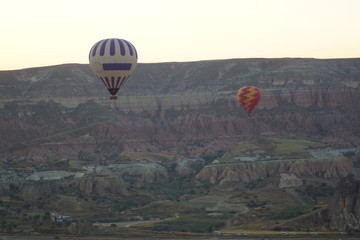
[0,58,360,235]
[1,58,360,109]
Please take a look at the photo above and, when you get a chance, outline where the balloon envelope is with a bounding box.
[89,38,138,99]
[237,86,261,115]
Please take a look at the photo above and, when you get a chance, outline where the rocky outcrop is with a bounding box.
[18,181,61,200]
[78,175,128,195]
[26,170,84,181]
[175,158,205,176]
[196,158,354,185]
[277,173,303,188]
[328,174,360,231]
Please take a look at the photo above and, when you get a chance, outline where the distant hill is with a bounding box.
[1,58,359,108]
[1,57,359,159]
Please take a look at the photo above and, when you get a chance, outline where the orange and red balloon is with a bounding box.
[237,86,261,116]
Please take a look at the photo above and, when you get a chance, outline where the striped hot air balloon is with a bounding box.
[89,38,138,100]
[237,86,261,116]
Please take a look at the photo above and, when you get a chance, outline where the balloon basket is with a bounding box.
[109,96,118,100]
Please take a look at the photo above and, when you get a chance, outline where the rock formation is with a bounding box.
[18,181,61,200]
[196,158,354,185]
[277,173,303,188]
[175,158,205,176]
[78,175,128,195]
[328,174,360,231]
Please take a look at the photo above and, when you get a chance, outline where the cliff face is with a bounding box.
[328,174,360,231]
[0,173,128,200]
[1,99,359,163]
[276,173,303,188]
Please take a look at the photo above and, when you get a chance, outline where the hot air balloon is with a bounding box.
[89,38,138,100]
[237,86,261,116]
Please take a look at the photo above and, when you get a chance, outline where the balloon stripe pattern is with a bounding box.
[89,38,138,99]
[90,39,137,59]
[237,86,261,116]
[100,76,129,93]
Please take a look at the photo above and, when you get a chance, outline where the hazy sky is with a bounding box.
[1,0,360,70]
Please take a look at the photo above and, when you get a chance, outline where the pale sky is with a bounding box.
[1,0,360,70]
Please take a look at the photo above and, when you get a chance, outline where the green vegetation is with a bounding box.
[0,193,64,234]
[152,214,229,233]
[151,175,198,201]
[122,200,198,219]
[269,138,324,158]
[49,159,70,168]
[299,182,335,200]
[267,206,313,220]
[246,200,266,208]
[220,137,326,162]
[31,122,102,146]
[68,159,86,170]
[147,152,175,161]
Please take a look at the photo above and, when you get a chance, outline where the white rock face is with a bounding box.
[278,173,302,188]
[26,170,82,181]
